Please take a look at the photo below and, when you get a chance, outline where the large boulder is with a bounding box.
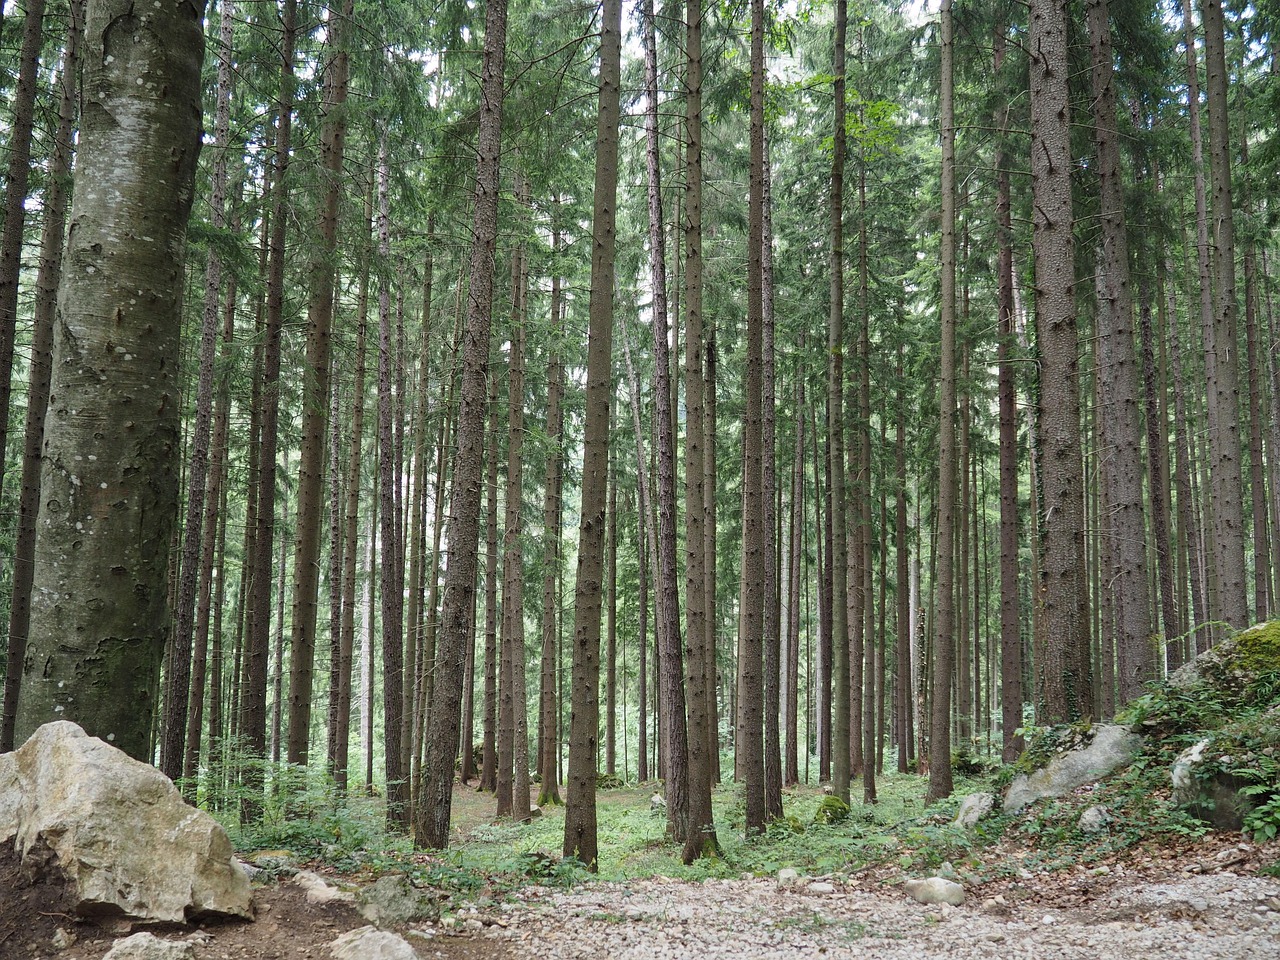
[0,721,252,922]
[1004,724,1142,813]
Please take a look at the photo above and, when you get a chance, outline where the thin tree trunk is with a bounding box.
[928,0,957,804]
[536,246,566,807]
[0,0,49,510]
[331,184,372,792]
[286,0,355,768]
[828,0,853,806]
[482,365,502,794]
[2,0,82,752]
[242,0,298,815]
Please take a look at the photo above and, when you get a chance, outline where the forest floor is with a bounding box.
[7,778,1280,960]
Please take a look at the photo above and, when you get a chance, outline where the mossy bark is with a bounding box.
[16,0,205,760]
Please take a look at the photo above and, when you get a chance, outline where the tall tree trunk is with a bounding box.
[563,0,620,870]
[681,0,717,858]
[605,458,619,776]
[2,0,82,752]
[1087,0,1153,706]
[481,366,502,794]
[1197,0,1249,629]
[993,25,1022,763]
[375,141,407,827]
[536,249,566,807]
[762,130,783,820]
[1030,0,1091,723]
[927,0,957,804]
[15,0,205,757]
[895,346,912,772]
[331,184,372,791]
[286,0,355,767]
[0,0,48,510]
[414,0,508,849]
[828,0,853,806]
[242,0,298,815]
[738,0,767,835]
[501,205,531,821]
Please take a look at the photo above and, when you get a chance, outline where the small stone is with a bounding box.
[953,793,996,830]
[1042,914,1058,925]
[982,933,1006,943]
[809,881,836,895]
[295,870,355,905]
[52,928,77,950]
[102,933,195,960]
[904,877,965,907]
[1078,805,1112,833]
[778,868,800,888]
[329,926,419,960]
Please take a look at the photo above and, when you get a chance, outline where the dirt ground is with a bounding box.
[3,803,1278,960]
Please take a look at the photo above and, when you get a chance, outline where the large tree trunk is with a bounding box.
[2,0,82,753]
[563,0,621,870]
[415,0,508,849]
[1030,0,1091,724]
[1087,0,1153,707]
[680,0,718,859]
[15,0,205,757]
[1196,0,1249,629]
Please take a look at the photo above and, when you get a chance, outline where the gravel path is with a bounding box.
[459,871,1280,960]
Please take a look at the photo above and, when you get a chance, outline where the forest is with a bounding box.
[0,0,1277,873]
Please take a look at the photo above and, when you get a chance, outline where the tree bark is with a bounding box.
[415,0,508,849]
[15,0,205,758]
[563,0,621,870]
[1030,0,1091,723]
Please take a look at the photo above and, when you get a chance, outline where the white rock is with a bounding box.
[0,721,252,922]
[777,867,800,888]
[1079,805,1112,833]
[904,877,965,907]
[1004,725,1142,813]
[808,881,836,895]
[953,792,996,829]
[1172,739,1212,807]
[102,933,195,960]
[295,869,356,905]
[329,926,419,960]
[52,927,77,950]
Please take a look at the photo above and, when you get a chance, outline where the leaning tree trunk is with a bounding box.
[15,0,206,758]
[416,0,508,849]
